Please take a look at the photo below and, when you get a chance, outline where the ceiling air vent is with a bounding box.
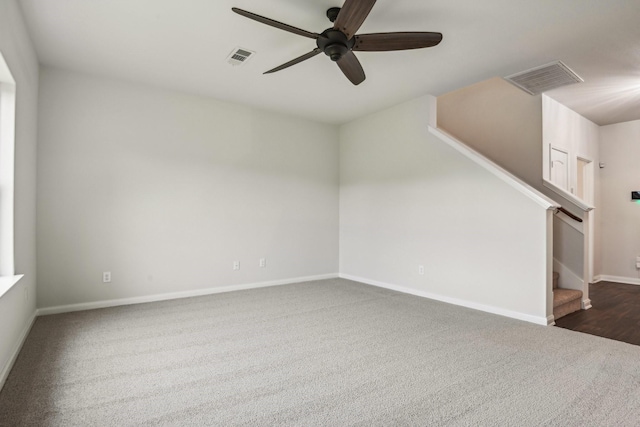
[504,61,583,95]
[227,47,255,66]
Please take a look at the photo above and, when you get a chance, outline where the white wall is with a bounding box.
[37,67,339,308]
[437,79,597,289]
[339,95,550,323]
[436,78,595,218]
[0,0,39,387]
[542,95,600,282]
[436,77,544,192]
[542,95,599,198]
[599,120,640,283]
[553,219,583,280]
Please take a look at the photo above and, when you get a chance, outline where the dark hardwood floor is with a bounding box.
[555,281,640,346]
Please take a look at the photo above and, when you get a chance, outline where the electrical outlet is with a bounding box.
[103,271,111,283]
[418,265,425,275]
[233,261,240,271]
[259,258,266,268]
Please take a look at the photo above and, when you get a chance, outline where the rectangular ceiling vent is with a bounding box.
[227,47,255,66]
[504,61,584,95]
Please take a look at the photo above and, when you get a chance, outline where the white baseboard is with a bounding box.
[339,274,550,326]
[593,275,640,286]
[0,311,37,391]
[553,259,584,292]
[546,315,556,326]
[37,273,339,316]
[582,298,592,310]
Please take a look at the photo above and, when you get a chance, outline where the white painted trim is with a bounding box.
[594,275,640,286]
[582,211,593,300]
[576,156,595,206]
[340,273,550,326]
[542,179,594,211]
[546,315,556,326]
[0,79,17,279]
[553,259,584,292]
[586,210,595,285]
[0,274,23,299]
[428,126,559,210]
[0,311,36,391]
[582,299,592,310]
[545,210,555,322]
[37,273,339,316]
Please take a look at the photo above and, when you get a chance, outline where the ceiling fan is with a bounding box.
[232,0,443,85]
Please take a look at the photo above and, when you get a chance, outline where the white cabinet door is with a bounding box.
[550,147,569,192]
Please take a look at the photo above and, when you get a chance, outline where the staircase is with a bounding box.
[553,272,583,320]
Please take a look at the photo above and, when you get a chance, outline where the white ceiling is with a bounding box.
[18,0,640,125]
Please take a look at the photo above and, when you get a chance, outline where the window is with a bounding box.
[0,50,21,297]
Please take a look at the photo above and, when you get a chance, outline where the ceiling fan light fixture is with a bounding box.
[326,7,341,23]
[231,0,443,85]
[325,43,348,61]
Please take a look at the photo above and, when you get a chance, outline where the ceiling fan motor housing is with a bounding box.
[326,7,341,23]
[231,1,443,86]
[317,29,355,61]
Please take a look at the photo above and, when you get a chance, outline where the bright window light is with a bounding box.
[0,51,17,279]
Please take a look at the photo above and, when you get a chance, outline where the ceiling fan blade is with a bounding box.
[232,8,319,39]
[333,0,377,39]
[264,49,323,74]
[353,32,443,51]
[337,51,366,85]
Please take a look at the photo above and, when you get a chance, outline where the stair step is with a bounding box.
[553,289,582,308]
[553,288,582,320]
[553,271,559,289]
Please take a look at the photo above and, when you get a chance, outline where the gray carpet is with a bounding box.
[1,278,639,426]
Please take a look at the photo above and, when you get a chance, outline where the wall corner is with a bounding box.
[426,95,437,128]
